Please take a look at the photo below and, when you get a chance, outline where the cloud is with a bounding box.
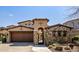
[9,14,13,16]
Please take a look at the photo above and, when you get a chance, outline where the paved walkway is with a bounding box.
[32,45,51,52]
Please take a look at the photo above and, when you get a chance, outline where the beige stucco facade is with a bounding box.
[0,26,33,42]
[0,18,49,45]
[18,20,33,27]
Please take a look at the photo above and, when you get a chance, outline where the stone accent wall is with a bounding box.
[0,29,9,42]
[33,19,48,45]
[44,25,72,46]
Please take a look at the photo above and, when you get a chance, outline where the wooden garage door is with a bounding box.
[11,31,33,42]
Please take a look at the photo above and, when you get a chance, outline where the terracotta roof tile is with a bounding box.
[47,24,73,29]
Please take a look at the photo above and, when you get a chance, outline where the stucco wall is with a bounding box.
[0,26,34,43]
[8,27,33,31]
[18,21,33,27]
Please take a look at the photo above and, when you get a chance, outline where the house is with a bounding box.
[63,18,79,38]
[0,18,77,45]
[0,18,48,45]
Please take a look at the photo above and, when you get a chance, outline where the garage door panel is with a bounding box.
[11,31,33,42]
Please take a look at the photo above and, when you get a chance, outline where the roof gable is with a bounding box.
[3,25,34,31]
[6,25,33,30]
[18,20,32,24]
[47,24,73,29]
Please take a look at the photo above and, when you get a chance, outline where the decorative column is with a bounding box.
[6,32,10,43]
[34,30,39,45]
[38,29,43,43]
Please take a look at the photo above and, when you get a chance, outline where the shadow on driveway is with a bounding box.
[10,42,34,46]
[10,42,46,47]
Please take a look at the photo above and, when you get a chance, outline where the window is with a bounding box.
[52,31,56,36]
[63,31,67,36]
[58,31,61,36]
[25,24,27,25]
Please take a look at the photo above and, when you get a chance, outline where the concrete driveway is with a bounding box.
[0,42,51,52]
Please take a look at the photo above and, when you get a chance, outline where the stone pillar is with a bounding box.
[7,32,10,43]
[34,30,39,45]
[44,30,46,45]
[67,31,72,42]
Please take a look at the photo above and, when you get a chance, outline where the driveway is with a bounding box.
[0,42,51,52]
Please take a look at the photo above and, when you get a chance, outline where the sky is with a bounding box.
[0,6,75,27]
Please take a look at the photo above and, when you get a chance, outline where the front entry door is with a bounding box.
[38,28,44,44]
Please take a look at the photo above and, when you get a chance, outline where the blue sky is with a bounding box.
[0,6,74,27]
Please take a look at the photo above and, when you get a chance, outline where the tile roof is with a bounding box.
[47,24,73,29]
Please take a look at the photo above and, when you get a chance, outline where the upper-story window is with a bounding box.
[25,24,27,25]
[25,24,33,27]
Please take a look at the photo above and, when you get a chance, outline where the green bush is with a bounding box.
[2,38,6,43]
[72,37,79,41]
[52,39,65,44]
[0,37,2,41]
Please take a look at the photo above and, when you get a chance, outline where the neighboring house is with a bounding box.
[63,18,79,38]
[63,19,79,29]
[0,18,78,45]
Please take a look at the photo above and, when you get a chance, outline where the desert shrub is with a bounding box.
[55,46,63,51]
[0,34,7,43]
[72,37,79,45]
[48,45,53,49]
[2,38,6,43]
[57,39,65,44]
[64,47,70,50]
[52,39,65,44]
[72,37,79,41]
[68,43,74,49]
